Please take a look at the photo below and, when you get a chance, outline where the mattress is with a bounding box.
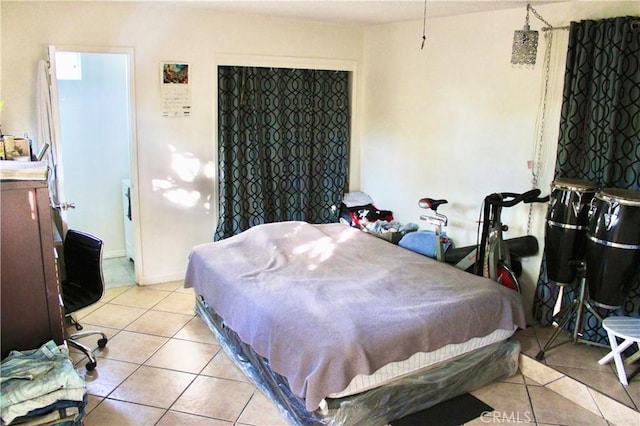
[195,296,521,425]
[328,327,514,398]
[184,221,526,411]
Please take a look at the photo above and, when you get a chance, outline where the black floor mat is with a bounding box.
[390,393,493,426]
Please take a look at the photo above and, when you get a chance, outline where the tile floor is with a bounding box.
[69,258,638,425]
[514,325,639,426]
[103,257,137,289]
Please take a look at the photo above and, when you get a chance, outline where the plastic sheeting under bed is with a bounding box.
[195,296,520,426]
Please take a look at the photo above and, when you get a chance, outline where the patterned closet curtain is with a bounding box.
[215,66,350,240]
[533,16,640,343]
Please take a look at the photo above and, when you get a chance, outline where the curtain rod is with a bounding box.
[542,26,569,31]
[542,19,640,32]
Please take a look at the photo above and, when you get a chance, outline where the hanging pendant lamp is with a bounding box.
[511,2,552,69]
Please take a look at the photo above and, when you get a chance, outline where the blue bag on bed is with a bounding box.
[398,230,451,259]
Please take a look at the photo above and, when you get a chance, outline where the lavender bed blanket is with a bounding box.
[184,222,526,411]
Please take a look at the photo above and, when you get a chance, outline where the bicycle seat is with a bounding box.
[419,198,448,211]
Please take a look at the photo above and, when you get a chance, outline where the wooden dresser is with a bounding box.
[1,180,65,359]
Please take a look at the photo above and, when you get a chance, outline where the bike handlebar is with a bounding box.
[486,189,549,207]
[419,189,549,212]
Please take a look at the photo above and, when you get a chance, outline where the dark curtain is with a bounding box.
[533,16,640,343]
[215,66,350,240]
[555,17,640,188]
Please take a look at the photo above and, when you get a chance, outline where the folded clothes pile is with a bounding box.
[1,341,86,425]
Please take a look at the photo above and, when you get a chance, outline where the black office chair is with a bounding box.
[60,229,108,371]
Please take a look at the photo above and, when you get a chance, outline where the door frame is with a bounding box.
[47,45,142,283]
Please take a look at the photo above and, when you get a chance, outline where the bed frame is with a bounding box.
[195,295,520,425]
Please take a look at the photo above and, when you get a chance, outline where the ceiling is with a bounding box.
[154,0,566,25]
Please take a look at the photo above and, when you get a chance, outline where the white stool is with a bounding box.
[598,316,640,386]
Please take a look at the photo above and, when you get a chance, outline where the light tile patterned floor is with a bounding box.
[103,257,136,289]
[512,325,639,426]
[70,258,638,425]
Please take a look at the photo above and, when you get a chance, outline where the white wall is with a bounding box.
[1,1,364,284]
[2,1,637,315]
[360,1,639,323]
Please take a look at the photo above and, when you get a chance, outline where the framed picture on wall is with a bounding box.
[160,62,191,117]
[162,62,189,84]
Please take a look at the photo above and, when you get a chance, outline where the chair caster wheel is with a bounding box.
[535,351,545,361]
[97,338,108,348]
[86,361,96,371]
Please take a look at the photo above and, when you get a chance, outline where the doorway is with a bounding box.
[51,48,138,287]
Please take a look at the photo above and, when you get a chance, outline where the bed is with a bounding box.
[184,221,526,425]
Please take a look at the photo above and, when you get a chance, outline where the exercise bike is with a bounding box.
[419,189,547,292]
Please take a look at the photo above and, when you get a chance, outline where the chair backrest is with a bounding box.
[63,229,105,312]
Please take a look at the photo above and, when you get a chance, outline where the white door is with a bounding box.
[47,45,140,280]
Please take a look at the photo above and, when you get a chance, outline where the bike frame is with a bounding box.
[420,205,513,285]
[419,190,546,292]
[418,212,448,262]
[483,200,513,282]
[483,202,519,291]
[418,212,477,269]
